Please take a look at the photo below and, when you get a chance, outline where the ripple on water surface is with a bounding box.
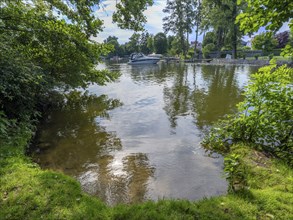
[34,63,259,205]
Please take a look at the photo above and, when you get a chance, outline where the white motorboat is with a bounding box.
[128,53,160,65]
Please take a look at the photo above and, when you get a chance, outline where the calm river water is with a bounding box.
[33,62,259,205]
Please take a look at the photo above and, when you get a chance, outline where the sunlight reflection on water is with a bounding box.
[34,62,259,205]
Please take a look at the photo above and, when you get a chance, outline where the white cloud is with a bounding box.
[92,0,167,44]
[91,0,133,43]
[144,1,166,35]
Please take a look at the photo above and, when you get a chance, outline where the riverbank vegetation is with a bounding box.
[1,62,292,219]
[102,0,293,60]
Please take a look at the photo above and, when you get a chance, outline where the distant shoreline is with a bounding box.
[210,58,292,66]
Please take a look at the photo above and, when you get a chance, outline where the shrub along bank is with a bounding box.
[1,62,292,219]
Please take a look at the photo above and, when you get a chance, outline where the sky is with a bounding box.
[92,0,290,44]
[92,0,205,44]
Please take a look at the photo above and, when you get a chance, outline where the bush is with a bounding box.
[242,46,251,50]
[203,61,293,165]
[0,34,45,120]
[202,43,216,58]
[0,111,10,138]
[186,48,195,59]
[254,54,260,60]
[252,32,278,52]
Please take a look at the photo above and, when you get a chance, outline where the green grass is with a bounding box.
[0,126,109,220]
[1,125,292,219]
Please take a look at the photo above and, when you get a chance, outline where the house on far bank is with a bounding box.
[190,41,202,50]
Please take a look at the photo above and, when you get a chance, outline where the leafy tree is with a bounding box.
[0,0,153,120]
[202,43,216,58]
[124,32,156,54]
[147,34,155,53]
[0,0,111,119]
[252,32,278,53]
[104,36,126,57]
[275,31,290,49]
[280,25,293,59]
[0,34,44,119]
[120,43,130,56]
[236,0,293,33]
[154,32,168,54]
[140,32,152,54]
[113,0,154,31]
[202,32,217,48]
[201,0,244,58]
[126,33,141,53]
[163,0,197,57]
[281,30,293,59]
[169,37,183,55]
[167,35,176,54]
[104,36,120,58]
[237,0,293,58]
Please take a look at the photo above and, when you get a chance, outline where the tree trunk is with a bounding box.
[181,33,187,58]
[216,28,223,58]
[187,31,189,54]
[194,23,199,59]
[231,0,237,59]
[194,0,201,59]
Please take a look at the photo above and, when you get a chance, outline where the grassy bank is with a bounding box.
[1,125,292,219]
[0,125,110,219]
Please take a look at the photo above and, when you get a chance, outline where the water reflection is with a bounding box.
[35,91,156,204]
[78,153,154,204]
[163,64,190,128]
[34,63,259,205]
[163,64,258,131]
[191,65,244,130]
[36,92,123,170]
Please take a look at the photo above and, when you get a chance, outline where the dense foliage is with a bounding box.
[237,0,293,59]
[203,62,293,165]
[154,32,168,54]
[275,31,290,49]
[237,0,292,33]
[0,0,153,122]
[202,43,216,58]
[251,32,278,53]
[163,0,198,57]
[281,25,293,59]
[113,0,154,31]
[201,0,243,58]
[102,32,171,56]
